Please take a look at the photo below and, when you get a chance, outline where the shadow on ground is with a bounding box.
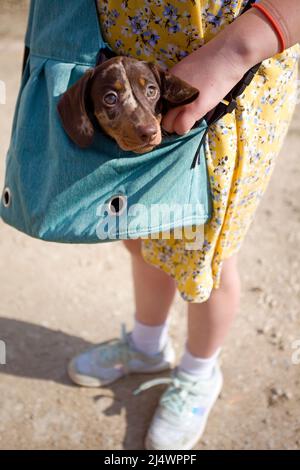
[0,316,171,449]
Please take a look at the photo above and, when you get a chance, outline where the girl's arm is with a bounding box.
[228,0,300,69]
[162,0,300,135]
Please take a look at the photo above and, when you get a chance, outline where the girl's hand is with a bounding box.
[161,38,250,135]
[162,1,299,135]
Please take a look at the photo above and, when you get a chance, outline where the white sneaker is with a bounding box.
[68,323,176,387]
[134,364,223,450]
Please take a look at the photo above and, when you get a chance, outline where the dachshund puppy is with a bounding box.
[58,56,199,154]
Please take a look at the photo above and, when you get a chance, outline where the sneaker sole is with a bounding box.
[144,372,223,451]
[67,356,177,388]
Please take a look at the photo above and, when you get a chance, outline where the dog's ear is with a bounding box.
[57,69,95,148]
[148,62,199,107]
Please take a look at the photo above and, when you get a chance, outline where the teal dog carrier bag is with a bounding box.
[0,0,259,244]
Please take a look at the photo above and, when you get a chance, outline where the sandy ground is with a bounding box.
[0,2,300,450]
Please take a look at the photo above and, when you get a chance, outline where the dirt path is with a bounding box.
[0,2,299,450]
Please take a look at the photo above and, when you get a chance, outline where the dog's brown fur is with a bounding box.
[58,56,199,154]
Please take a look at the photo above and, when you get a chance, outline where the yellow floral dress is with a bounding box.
[97,0,300,302]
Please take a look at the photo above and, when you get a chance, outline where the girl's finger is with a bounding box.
[161,106,184,133]
[172,108,197,135]
[162,96,218,135]
[174,96,223,133]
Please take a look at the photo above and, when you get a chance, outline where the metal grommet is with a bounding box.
[107,194,127,216]
[2,187,11,208]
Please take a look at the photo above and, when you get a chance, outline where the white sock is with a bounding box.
[131,316,169,357]
[179,344,221,379]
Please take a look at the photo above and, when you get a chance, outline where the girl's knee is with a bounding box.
[122,239,143,256]
[219,255,240,292]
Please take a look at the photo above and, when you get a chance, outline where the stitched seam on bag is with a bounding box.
[29,52,96,67]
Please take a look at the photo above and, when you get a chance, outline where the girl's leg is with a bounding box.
[68,239,176,388]
[123,239,177,326]
[145,254,241,450]
[123,239,177,355]
[123,241,240,356]
[186,254,241,358]
[123,239,240,366]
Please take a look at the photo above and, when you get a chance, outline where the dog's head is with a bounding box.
[57,56,199,154]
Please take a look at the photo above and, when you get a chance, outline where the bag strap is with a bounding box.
[205,0,260,126]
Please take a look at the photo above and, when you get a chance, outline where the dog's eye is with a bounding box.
[146,85,158,99]
[103,92,118,106]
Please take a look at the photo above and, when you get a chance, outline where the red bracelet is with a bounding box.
[252,3,286,53]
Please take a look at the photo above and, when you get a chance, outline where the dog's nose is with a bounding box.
[136,124,158,142]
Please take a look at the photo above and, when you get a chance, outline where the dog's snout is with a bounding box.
[136,124,158,142]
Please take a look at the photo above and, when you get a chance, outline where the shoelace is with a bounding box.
[99,323,162,370]
[133,369,209,415]
[99,323,132,367]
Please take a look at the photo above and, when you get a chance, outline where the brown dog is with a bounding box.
[58,56,200,154]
